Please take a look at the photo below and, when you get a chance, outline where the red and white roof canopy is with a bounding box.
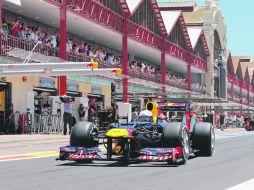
[118,0,168,37]
[187,27,209,56]
[160,10,193,51]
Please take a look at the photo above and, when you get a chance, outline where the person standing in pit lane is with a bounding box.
[220,112,225,131]
[62,97,75,135]
[78,104,87,121]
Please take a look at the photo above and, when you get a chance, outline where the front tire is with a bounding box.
[70,121,98,147]
[163,123,190,165]
[192,122,215,156]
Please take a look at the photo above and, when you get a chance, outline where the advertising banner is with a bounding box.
[67,82,79,92]
[38,77,56,88]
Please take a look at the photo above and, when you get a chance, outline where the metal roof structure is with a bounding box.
[118,0,168,37]
[160,10,193,51]
[187,27,209,56]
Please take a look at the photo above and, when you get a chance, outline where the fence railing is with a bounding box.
[65,0,124,33]
[227,94,241,104]
[5,111,63,134]
[165,41,188,63]
[0,34,60,57]
[33,114,63,134]
[127,20,162,50]
[128,70,162,84]
[189,54,207,71]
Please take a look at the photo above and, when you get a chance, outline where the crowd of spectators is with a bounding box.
[192,81,206,93]
[129,61,158,75]
[228,93,242,103]
[1,17,206,94]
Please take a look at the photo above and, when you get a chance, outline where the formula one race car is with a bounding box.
[57,102,215,165]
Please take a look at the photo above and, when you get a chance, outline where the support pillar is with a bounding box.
[58,0,67,96]
[122,17,128,103]
[161,40,166,100]
[187,60,192,98]
[247,86,250,105]
[0,0,2,53]
[247,85,250,115]
[0,0,2,26]
[240,83,243,116]
[231,83,234,96]
[230,83,234,114]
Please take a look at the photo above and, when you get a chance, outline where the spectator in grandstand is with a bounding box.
[87,45,92,56]
[140,62,146,73]
[98,48,106,63]
[51,34,57,48]
[92,49,99,61]
[114,56,121,66]
[132,61,139,70]
[151,66,155,74]
[45,39,52,48]
[106,53,114,65]
[56,34,60,47]
[11,19,21,37]
[88,48,95,61]
[27,27,35,42]
[66,38,73,52]
[146,65,152,74]
[82,43,89,55]
[78,43,84,53]
[1,21,9,36]
[34,29,40,43]
[73,43,80,55]
[19,23,26,39]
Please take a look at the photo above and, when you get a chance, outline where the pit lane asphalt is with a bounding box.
[1,135,254,190]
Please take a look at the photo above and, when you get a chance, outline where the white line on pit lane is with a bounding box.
[216,131,254,140]
[227,178,254,190]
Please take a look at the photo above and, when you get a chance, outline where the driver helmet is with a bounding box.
[139,110,153,122]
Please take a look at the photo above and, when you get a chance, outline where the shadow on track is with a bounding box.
[56,162,179,168]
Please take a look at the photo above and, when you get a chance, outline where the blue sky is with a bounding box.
[158,0,254,57]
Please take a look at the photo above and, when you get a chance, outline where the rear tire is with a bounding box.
[70,121,98,147]
[192,122,215,156]
[163,123,190,165]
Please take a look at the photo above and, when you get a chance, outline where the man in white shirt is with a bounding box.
[28,28,35,42]
[141,62,146,73]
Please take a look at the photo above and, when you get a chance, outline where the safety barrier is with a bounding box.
[33,114,63,134]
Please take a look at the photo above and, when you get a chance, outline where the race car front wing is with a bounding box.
[57,146,184,163]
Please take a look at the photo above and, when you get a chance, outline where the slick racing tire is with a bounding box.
[70,121,98,147]
[163,123,190,164]
[192,122,215,156]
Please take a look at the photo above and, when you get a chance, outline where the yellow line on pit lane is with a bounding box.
[26,151,59,157]
[0,147,107,161]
